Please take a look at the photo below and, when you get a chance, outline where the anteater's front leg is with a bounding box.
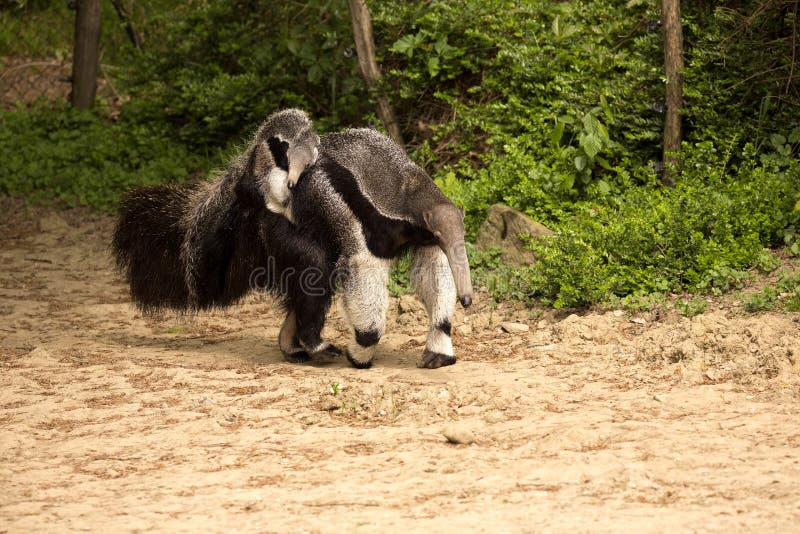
[340,253,391,369]
[410,245,457,369]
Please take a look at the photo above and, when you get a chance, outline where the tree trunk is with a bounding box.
[661,0,684,186]
[347,0,404,148]
[71,0,103,109]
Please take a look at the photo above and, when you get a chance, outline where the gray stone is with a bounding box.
[476,204,553,266]
[443,424,476,445]
[501,321,530,334]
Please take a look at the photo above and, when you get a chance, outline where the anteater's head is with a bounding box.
[248,109,320,219]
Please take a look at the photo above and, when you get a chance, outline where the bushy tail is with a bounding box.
[112,185,196,313]
[112,181,273,313]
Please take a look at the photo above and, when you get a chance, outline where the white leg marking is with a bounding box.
[340,253,390,365]
[410,246,456,357]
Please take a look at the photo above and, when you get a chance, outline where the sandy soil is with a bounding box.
[1,199,799,532]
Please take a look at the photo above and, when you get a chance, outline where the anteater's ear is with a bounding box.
[245,145,261,177]
[267,136,290,171]
[423,209,433,230]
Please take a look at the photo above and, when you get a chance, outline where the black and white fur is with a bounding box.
[113,114,469,369]
[112,109,342,362]
[283,129,469,369]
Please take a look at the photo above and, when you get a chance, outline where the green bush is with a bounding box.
[121,0,368,148]
[0,106,206,210]
[522,142,800,308]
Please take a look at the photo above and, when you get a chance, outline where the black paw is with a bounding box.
[283,348,311,364]
[418,349,456,369]
[345,349,373,369]
[309,344,343,364]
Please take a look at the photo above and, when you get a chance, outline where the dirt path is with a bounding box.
[1,199,799,532]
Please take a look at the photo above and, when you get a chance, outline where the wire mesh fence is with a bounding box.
[0,57,72,109]
[0,55,121,110]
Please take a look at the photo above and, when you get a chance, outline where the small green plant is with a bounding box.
[163,327,186,334]
[329,382,341,396]
[388,254,412,297]
[777,271,800,311]
[753,250,781,272]
[675,297,708,317]
[742,288,778,312]
[603,292,666,313]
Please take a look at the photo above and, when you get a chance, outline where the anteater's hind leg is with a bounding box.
[278,309,341,364]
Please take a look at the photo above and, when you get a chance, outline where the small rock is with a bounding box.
[443,425,476,445]
[476,204,554,266]
[320,400,340,411]
[653,394,667,403]
[631,317,646,325]
[501,321,530,334]
[398,294,423,314]
[613,310,624,317]
[456,324,473,336]
[484,411,505,424]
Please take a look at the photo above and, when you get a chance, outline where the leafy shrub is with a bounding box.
[0,106,206,210]
[522,142,800,308]
[121,0,369,148]
[675,297,708,318]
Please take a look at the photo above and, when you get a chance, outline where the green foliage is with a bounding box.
[603,292,666,314]
[778,272,800,311]
[377,0,663,226]
[675,297,708,318]
[388,253,412,297]
[0,2,73,59]
[522,143,800,308]
[121,0,368,148]
[741,270,800,313]
[0,106,206,210]
[466,245,528,301]
[742,289,778,313]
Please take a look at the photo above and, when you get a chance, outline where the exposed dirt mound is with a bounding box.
[1,198,799,531]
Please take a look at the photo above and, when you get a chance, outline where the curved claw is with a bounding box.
[418,349,456,369]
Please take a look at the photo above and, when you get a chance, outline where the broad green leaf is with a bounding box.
[599,94,614,123]
[390,34,420,57]
[550,119,565,147]
[596,156,613,170]
[583,112,601,137]
[770,133,786,147]
[574,154,588,171]
[581,134,602,158]
[434,36,456,57]
[427,56,440,77]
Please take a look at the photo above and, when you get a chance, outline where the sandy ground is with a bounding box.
[1,199,800,532]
